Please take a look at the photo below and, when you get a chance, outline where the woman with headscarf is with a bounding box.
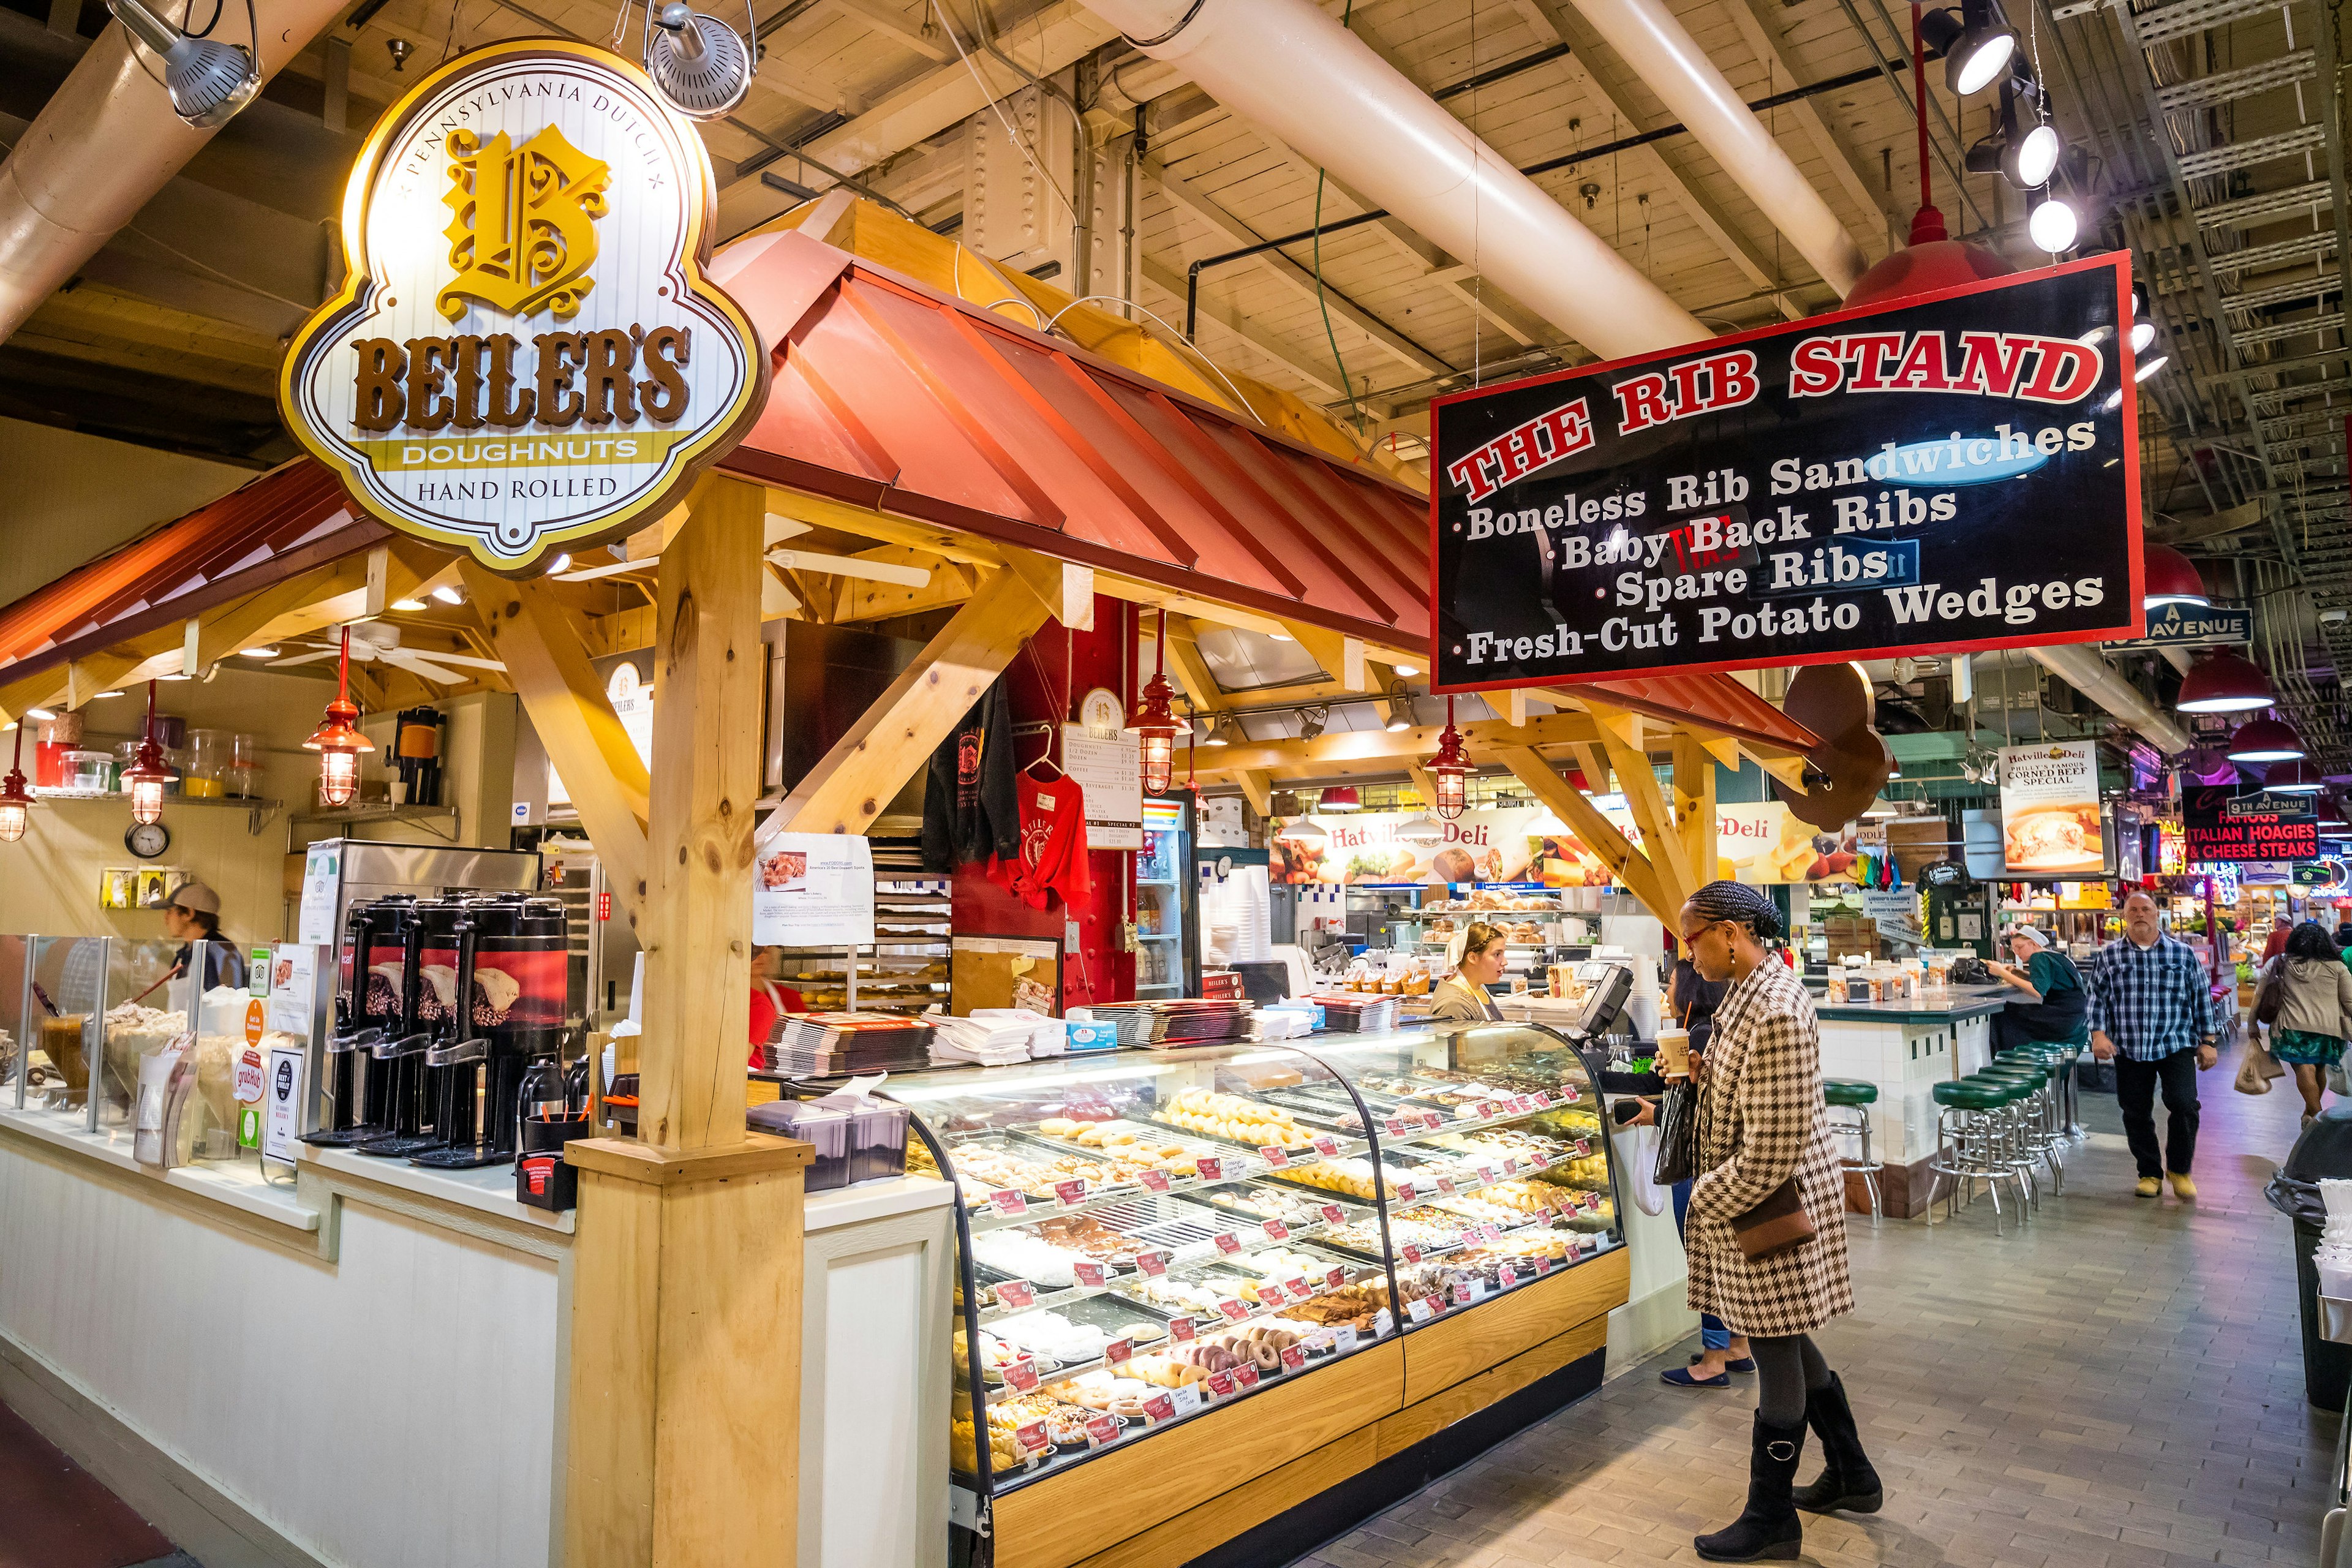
[1676,880,1878,1562]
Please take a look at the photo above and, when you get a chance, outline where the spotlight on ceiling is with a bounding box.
[2005,122,2063,188]
[107,0,262,127]
[1297,704,1329,741]
[391,598,428,612]
[1921,0,2016,95]
[1205,714,1240,747]
[2027,194,2079,253]
[643,0,755,119]
[239,646,279,659]
[1380,680,1417,732]
[431,584,465,605]
[2134,352,2170,382]
[2131,320,2157,353]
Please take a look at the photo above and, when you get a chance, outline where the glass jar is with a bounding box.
[63,750,113,793]
[183,729,229,798]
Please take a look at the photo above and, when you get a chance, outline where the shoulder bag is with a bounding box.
[2254,957,2286,1028]
[1730,1177,1816,1260]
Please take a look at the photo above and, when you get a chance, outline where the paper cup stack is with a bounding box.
[2317,1180,2352,1298]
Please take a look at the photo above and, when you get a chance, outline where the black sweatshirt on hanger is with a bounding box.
[921,678,1020,872]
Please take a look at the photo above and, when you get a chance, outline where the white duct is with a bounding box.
[1079,0,1703,358]
[1564,0,1867,297]
[2025,644,2194,756]
[0,0,345,346]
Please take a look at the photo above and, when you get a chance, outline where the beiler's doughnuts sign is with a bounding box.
[279,39,766,576]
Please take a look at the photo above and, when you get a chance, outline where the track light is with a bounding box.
[107,0,261,128]
[1380,680,1417,733]
[1298,705,1329,741]
[2135,352,2169,382]
[2028,194,2078,253]
[2006,123,2062,188]
[1205,714,1240,747]
[2130,320,2156,353]
[431,584,465,605]
[643,0,754,119]
[1921,0,2016,96]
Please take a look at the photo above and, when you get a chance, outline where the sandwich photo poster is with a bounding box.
[1268,804,1862,887]
[1998,741,2106,875]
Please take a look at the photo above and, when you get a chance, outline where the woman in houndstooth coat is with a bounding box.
[1675,881,1881,1563]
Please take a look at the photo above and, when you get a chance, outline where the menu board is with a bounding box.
[1998,741,2106,875]
[753,832,876,946]
[1063,725,1142,850]
[2185,787,2318,863]
[1431,255,2140,689]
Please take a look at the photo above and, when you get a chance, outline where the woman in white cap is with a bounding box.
[1985,924,2087,1058]
[1426,922,1509,1022]
[162,881,246,990]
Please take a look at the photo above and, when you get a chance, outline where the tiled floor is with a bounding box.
[0,1397,184,1568]
[1291,1050,2343,1567]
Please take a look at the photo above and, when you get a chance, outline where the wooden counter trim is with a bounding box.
[1400,1247,1629,1406]
[990,1340,1406,1568]
[565,1132,812,1185]
[1073,1309,1615,1568]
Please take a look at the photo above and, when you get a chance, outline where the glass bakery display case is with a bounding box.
[883,1022,1618,1542]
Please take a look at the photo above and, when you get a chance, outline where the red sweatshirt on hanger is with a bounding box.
[993,774,1091,911]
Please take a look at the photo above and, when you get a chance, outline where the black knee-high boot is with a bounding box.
[1793,1371,1883,1513]
[1695,1411,1806,1562]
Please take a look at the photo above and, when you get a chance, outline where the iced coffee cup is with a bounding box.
[1656,1026,1691,1079]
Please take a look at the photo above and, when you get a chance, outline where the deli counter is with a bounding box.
[886,1022,1627,1568]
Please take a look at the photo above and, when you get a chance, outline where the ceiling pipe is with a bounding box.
[1562,0,1867,297]
[1077,0,1705,359]
[2024,643,2195,756]
[0,0,345,346]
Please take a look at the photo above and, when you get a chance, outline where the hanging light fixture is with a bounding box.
[1427,697,1471,820]
[2143,543,2208,609]
[2266,758,2325,794]
[303,626,377,809]
[1275,816,1329,844]
[641,0,755,119]
[2225,717,2305,763]
[1318,786,1362,812]
[2027,192,2079,253]
[1921,0,2016,95]
[1129,612,1179,796]
[123,681,173,827]
[1204,713,1241,747]
[1395,813,1446,846]
[106,0,262,127]
[1379,680,1417,732]
[2175,649,2275,713]
[0,722,34,842]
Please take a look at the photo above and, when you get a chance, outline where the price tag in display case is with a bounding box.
[1016,1421,1049,1454]
[1325,1266,1346,1289]
[1384,1117,1414,1139]
[1458,1227,1482,1249]
[1169,1314,1197,1343]
[1072,1261,1107,1287]
[1320,1204,1346,1225]
[1259,1145,1290,1168]
[1003,1359,1040,1393]
[1313,1136,1340,1157]
[1262,1219,1291,1241]
[1480,1223,1504,1243]
[1196,1156,1224,1182]
[989,1189,1028,1216]
[1333,1325,1358,1351]
[1085,1415,1121,1449]
[995,1280,1037,1310]
[1401,1243,1423,1264]
[1532,1090,1553,1109]
[1285,1276,1313,1302]
[1421,1111,1444,1131]
[1476,1164,1496,1186]
[1170,1384,1204,1415]
[1280,1344,1306,1373]
[1406,1296,1436,1324]
[1394,1181,1416,1204]
[1104,1338,1133,1366]
[1054,1178,1088,1208]
[1218,1298,1250,1322]
[1215,1231,1242,1255]
[1207,1369,1236,1399]
[1142,1393,1175,1425]
[1137,1251,1170,1278]
[1530,1151,1551,1170]
[1476,1101,1498,1120]
[1234,1364,1261,1390]
[1435,1175,1457,1196]
[1140,1169,1171,1193]
[1575,1139,1592,1158]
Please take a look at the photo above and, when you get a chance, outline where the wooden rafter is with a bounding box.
[1492,744,1673,922]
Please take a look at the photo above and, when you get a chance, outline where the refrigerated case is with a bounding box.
[1134,794,1198,1000]
[886,1022,1623,1567]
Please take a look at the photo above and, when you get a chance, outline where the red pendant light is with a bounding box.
[0,720,33,842]
[303,625,376,807]
[1318,786,1362,812]
[1427,696,1471,820]
[2175,650,2275,714]
[2143,543,2209,609]
[1131,612,1178,796]
[123,680,173,826]
[2225,717,2305,763]
[2266,758,2325,794]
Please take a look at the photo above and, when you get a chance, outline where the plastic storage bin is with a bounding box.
[833,1095,909,1184]
[750,1098,852,1190]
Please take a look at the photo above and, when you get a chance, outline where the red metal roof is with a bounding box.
[0,462,383,688]
[0,229,1815,756]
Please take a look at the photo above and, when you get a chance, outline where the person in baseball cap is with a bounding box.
[163,881,246,990]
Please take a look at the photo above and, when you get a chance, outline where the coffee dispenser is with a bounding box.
[410,892,569,1169]
[301,901,393,1148]
[356,897,460,1159]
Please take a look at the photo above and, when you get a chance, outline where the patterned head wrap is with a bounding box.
[1686,879,1784,942]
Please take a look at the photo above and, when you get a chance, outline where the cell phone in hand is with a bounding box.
[1611,1098,1646,1127]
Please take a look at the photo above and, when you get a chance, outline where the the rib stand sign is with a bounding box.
[1429,255,2142,690]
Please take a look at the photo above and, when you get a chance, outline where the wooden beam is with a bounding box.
[1592,704,1693,911]
[1201,710,1598,776]
[758,486,1008,569]
[1164,622,1229,715]
[463,565,652,927]
[1281,621,1369,692]
[1237,769,1273,818]
[1698,735,1744,772]
[1004,549,1097,631]
[772,568,1052,837]
[635,477,764,1153]
[1493,745,1673,921]
[821,0,954,59]
[1673,733,1719,889]
[1407,764,1439,810]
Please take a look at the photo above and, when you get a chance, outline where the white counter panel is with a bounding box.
[0,1139,561,1568]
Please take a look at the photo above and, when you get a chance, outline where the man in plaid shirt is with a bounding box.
[2087,890,2221,1200]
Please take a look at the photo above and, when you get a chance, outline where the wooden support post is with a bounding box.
[1237,769,1274,818]
[1590,704,1693,913]
[562,475,802,1568]
[1503,689,1531,728]
[771,569,1050,838]
[1673,734,1719,888]
[637,475,764,1153]
[1493,744,1674,922]
[464,565,653,926]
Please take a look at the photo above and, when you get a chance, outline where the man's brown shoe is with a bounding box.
[2168,1172,2197,1200]
[2136,1177,2160,1197]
